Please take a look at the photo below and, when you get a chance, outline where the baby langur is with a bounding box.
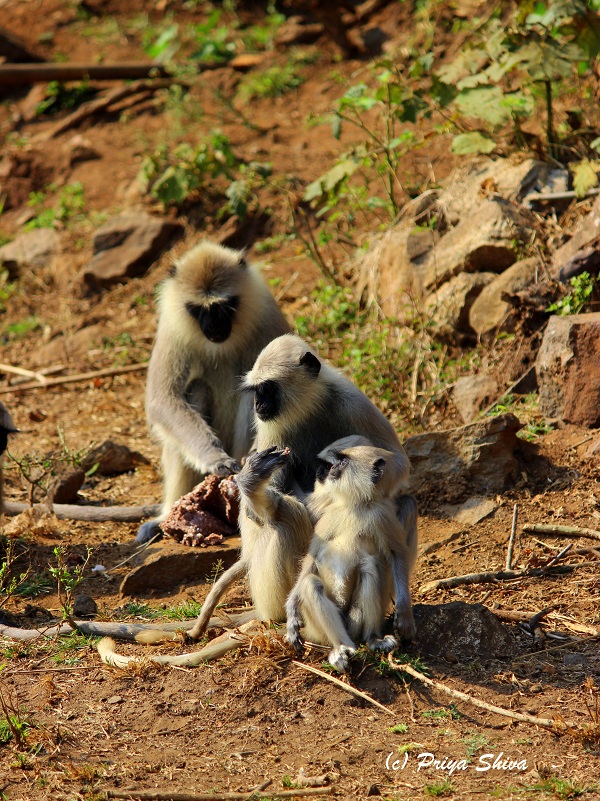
[188,446,313,640]
[0,402,18,514]
[137,240,289,543]
[286,441,418,673]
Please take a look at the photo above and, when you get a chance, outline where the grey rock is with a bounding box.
[536,312,600,427]
[48,468,85,504]
[422,197,536,290]
[563,653,587,667]
[120,537,242,596]
[413,602,516,661]
[73,594,98,618]
[452,374,498,423]
[83,212,183,290]
[80,440,150,476]
[0,228,60,278]
[404,413,521,500]
[469,256,542,337]
[425,272,495,342]
[440,497,497,526]
[31,323,102,367]
[552,193,600,280]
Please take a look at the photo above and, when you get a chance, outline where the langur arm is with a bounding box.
[390,550,416,641]
[285,552,317,653]
[147,342,239,475]
[188,559,247,640]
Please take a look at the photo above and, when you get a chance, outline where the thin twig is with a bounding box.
[505,503,518,570]
[0,363,47,384]
[292,660,394,716]
[546,542,573,568]
[106,787,333,800]
[389,657,560,730]
[420,564,578,593]
[523,523,600,543]
[0,362,148,395]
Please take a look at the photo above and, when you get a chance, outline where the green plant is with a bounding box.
[193,10,236,63]
[421,705,462,721]
[547,271,596,315]
[0,688,32,748]
[389,723,409,734]
[530,776,586,799]
[462,731,488,758]
[237,62,304,101]
[24,182,85,230]
[48,546,92,619]
[3,317,41,339]
[0,537,30,609]
[35,81,96,117]
[0,270,15,313]
[424,779,454,797]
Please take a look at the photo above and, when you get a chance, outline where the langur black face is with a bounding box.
[316,450,347,482]
[253,379,281,422]
[0,428,10,456]
[186,296,240,343]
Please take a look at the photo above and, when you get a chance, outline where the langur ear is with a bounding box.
[299,351,321,378]
[168,264,177,277]
[371,458,386,484]
[238,247,249,269]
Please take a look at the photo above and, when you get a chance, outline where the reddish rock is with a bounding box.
[536,312,600,427]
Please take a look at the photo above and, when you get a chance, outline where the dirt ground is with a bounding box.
[1,2,600,800]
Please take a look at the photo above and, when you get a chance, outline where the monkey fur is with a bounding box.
[187,446,313,640]
[286,440,418,673]
[0,401,18,513]
[243,334,418,640]
[136,240,290,543]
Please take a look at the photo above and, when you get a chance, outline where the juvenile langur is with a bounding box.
[136,241,290,543]
[286,441,418,673]
[243,334,418,639]
[187,446,313,640]
[0,402,18,513]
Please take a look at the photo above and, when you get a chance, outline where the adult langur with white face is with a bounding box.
[136,241,290,544]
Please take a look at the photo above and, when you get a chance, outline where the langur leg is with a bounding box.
[347,558,398,653]
[300,573,357,672]
[188,559,247,640]
[136,441,201,544]
[390,550,416,641]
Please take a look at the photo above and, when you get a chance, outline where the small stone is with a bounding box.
[80,440,150,476]
[106,695,123,705]
[0,228,60,278]
[563,653,587,667]
[452,375,498,423]
[73,594,98,618]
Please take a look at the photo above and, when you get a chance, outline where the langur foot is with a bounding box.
[393,609,416,642]
[328,644,357,673]
[285,626,305,656]
[135,520,163,544]
[367,634,398,653]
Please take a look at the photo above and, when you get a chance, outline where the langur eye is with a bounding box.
[316,458,331,483]
[168,265,177,277]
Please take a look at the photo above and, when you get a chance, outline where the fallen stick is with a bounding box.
[523,523,600,543]
[389,657,559,730]
[0,62,170,85]
[0,362,148,394]
[4,501,160,522]
[420,564,576,593]
[292,660,394,716]
[3,363,65,387]
[106,787,332,800]
[505,503,518,570]
[0,363,47,385]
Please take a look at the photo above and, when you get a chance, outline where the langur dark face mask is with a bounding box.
[186,296,240,343]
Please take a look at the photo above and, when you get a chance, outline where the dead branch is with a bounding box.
[106,787,332,800]
[505,502,518,570]
[292,660,394,716]
[0,363,47,385]
[4,501,160,522]
[0,62,170,85]
[0,362,148,394]
[420,564,576,593]
[523,523,600,542]
[389,657,560,730]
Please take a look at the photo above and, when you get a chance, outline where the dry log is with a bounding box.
[0,62,169,85]
[4,501,160,522]
[0,362,148,394]
[106,787,332,800]
[523,523,600,542]
[420,564,576,593]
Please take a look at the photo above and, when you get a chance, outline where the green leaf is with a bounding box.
[303,158,360,203]
[571,159,600,197]
[454,85,511,126]
[437,48,488,85]
[331,114,342,140]
[451,132,496,155]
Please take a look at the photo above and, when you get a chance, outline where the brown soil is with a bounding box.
[1,3,600,800]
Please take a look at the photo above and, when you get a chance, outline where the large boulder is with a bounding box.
[552,193,600,281]
[468,256,541,337]
[425,271,495,341]
[82,212,183,290]
[0,228,60,278]
[404,413,521,499]
[536,312,600,427]
[452,374,498,423]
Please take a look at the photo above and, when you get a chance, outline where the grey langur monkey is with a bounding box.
[0,402,18,513]
[187,446,313,640]
[136,240,290,544]
[242,334,418,640]
[286,440,418,673]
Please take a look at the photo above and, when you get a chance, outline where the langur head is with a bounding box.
[314,440,402,503]
[164,240,251,345]
[243,335,325,427]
